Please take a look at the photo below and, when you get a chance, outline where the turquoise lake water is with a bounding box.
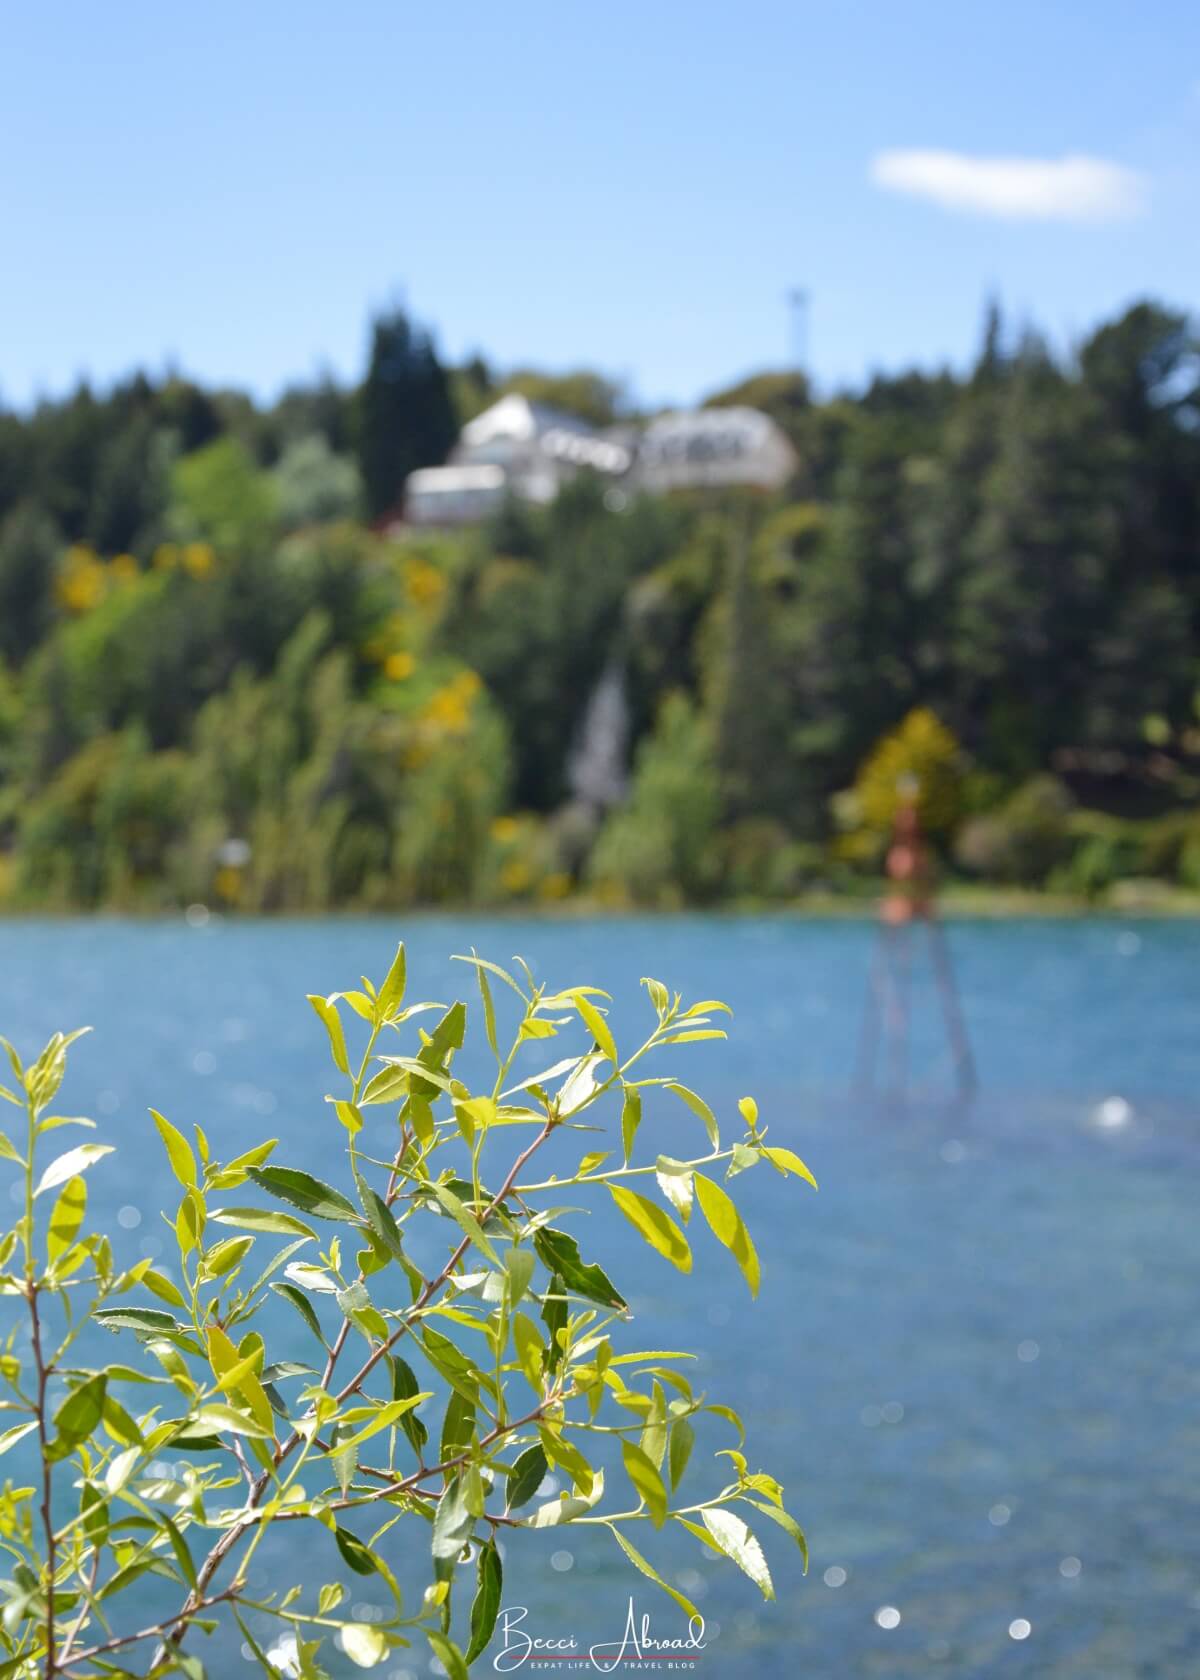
[1,915,1198,1678]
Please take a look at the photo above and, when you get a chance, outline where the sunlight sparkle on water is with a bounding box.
[1095,1095,1132,1128]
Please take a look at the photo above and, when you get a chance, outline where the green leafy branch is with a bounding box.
[0,943,816,1677]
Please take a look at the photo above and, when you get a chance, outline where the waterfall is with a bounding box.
[567,662,629,810]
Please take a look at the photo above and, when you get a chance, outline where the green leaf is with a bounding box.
[101,1391,143,1447]
[620,1085,642,1165]
[208,1140,278,1190]
[103,1444,138,1494]
[186,1402,273,1439]
[151,1109,197,1188]
[451,952,528,1001]
[0,1421,38,1457]
[511,1312,544,1395]
[663,1083,719,1148]
[409,1001,467,1101]
[80,1479,109,1547]
[701,1507,775,1599]
[94,1306,181,1336]
[232,1612,280,1678]
[621,1440,668,1527]
[161,1511,198,1588]
[538,1426,595,1496]
[694,1174,760,1297]
[377,942,408,1020]
[0,1131,23,1164]
[655,1156,694,1224]
[420,1326,484,1406]
[307,994,349,1075]
[641,1379,668,1469]
[727,1142,759,1177]
[143,1269,187,1308]
[246,1165,358,1222]
[431,1472,474,1562]
[389,1355,429,1456]
[210,1206,317,1240]
[270,1282,326,1347]
[47,1372,107,1460]
[607,1185,691,1273]
[455,1095,497,1142]
[574,993,616,1066]
[432,1182,499,1265]
[33,1143,113,1198]
[524,1467,606,1527]
[357,1182,404,1259]
[705,1402,745,1445]
[337,1280,388,1341]
[335,1525,379,1575]
[465,1537,503,1664]
[505,1443,547,1511]
[201,1236,254,1278]
[504,1247,535,1306]
[668,1417,695,1490]
[540,1273,566,1377]
[607,1523,700,1619]
[339,1395,430,1455]
[426,1630,469,1680]
[745,1497,808,1571]
[761,1146,819,1190]
[441,1387,476,1461]
[342,1623,388,1669]
[533,1226,626,1309]
[359,1065,410,1106]
[333,1098,364,1137]
[47,1175,87,1262]
[473,956,499,1059]
[338,991,376,1024]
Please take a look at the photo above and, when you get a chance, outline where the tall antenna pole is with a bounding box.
[787,287,809,374]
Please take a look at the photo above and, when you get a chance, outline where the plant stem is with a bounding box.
[23,1090,56,1679]
[158,1114,558,1661]
[60,1591,235,1670]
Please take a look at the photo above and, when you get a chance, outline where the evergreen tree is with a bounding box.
[0,502,59,666]
[356,308,457,518]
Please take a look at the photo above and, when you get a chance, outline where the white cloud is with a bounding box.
[870,149,1145,222]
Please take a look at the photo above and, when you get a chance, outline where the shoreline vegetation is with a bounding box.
[2,298,1198,915]
[3,884,1200,921]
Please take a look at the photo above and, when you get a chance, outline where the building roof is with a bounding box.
[459,393,593,453]
[638,405,791,462]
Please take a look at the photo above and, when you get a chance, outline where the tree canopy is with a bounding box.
[1,297,1198,910]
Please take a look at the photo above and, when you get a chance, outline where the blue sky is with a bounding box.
[2,1,1197,409]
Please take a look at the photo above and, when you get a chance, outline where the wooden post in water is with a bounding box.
[855,783,976,1100]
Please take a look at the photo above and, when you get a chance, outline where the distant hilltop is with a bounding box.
[398,392,797,526]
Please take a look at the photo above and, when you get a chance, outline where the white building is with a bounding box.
[404,463,507,527]
[400,394,794,525]
[634,407,796,494]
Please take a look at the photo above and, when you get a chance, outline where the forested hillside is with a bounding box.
[1,300,1197,910]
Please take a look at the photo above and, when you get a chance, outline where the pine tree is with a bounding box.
[356,308,457,518]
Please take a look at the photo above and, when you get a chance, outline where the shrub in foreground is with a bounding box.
[0,945,815,1676]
